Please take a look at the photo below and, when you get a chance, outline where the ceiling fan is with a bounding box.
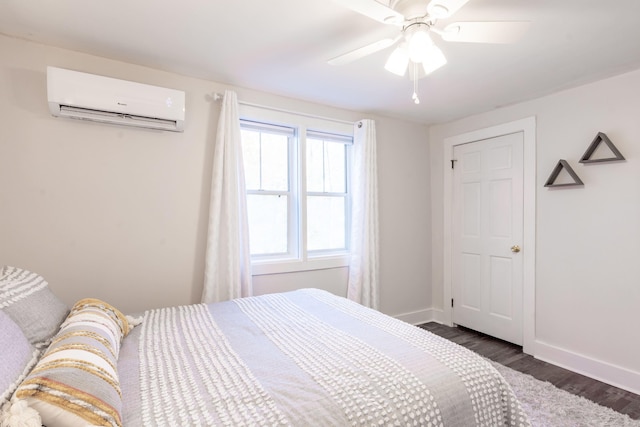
[329,0,528,103]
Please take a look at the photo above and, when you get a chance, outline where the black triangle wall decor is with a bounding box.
[544,159,584,187]
[579,132,625,163]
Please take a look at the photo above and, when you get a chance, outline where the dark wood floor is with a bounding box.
[419,322,640,420]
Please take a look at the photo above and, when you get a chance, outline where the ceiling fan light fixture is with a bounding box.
[421,44,447,75]
[384,44,409,76]
[406,25,433,63]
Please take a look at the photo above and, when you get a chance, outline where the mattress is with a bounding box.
[118,288,530,426]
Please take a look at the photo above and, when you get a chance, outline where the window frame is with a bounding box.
[239,105,353,276]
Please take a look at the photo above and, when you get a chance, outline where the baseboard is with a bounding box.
[394,308,444,326]
[535,340,640,395]
[430,308,445,324]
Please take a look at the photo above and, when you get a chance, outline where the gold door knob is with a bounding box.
[511,245,521,253]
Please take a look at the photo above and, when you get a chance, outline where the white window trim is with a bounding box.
[240,104,354,276]
[251,255,350,276]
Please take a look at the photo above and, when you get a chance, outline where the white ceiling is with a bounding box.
[2,0,640,125]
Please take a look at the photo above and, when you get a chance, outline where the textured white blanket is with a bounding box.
[118,289,530,426]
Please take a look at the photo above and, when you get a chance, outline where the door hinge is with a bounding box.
[451,298,454,308]
[451,159,457,169]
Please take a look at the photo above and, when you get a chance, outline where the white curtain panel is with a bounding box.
[347,119,380,309]
[202,90,252,303]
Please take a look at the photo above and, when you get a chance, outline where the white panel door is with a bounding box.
[452,132,524,345]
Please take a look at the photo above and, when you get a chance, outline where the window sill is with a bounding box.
[251,255,349,276]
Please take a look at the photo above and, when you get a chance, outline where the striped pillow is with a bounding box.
[16,298,131,427]
[0,266,69,347]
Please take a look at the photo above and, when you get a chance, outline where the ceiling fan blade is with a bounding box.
[440,21,530,43]
[328,37,398,65]
[427,0,470,19]
[331,0,404,25]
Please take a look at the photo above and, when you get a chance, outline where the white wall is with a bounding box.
[430,69,640,392]
[0,34,431,319]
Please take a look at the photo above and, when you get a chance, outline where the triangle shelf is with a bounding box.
[579,132,625,163]
[544,159,584,187]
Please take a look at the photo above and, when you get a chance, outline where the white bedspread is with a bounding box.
[118,289,530,426]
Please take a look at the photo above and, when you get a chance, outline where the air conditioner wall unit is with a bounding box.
[47,66,185,132]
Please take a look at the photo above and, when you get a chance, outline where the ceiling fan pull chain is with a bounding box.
[413,63,420,104]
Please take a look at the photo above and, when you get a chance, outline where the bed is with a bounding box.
[1,266,530,426]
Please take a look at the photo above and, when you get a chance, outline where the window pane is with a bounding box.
[306,138,324,192]
[325,141,346,193]
[247,194,288,255]
[307,196,346,251]
[261,133,289,191]
[306,137,347,193]
[241,129,261,190]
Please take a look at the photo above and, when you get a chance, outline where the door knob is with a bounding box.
[511,245,521,253]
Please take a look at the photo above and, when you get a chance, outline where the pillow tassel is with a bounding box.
[126,315,143,328]
[0,399,41,427]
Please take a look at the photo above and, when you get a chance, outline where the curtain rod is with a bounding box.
[212,92,357,126]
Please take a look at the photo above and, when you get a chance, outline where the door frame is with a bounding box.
[443,117,536,355]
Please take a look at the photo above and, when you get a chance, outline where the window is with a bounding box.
[241,121,296,259]
[239,108,353,275]
[306,131,350,253]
